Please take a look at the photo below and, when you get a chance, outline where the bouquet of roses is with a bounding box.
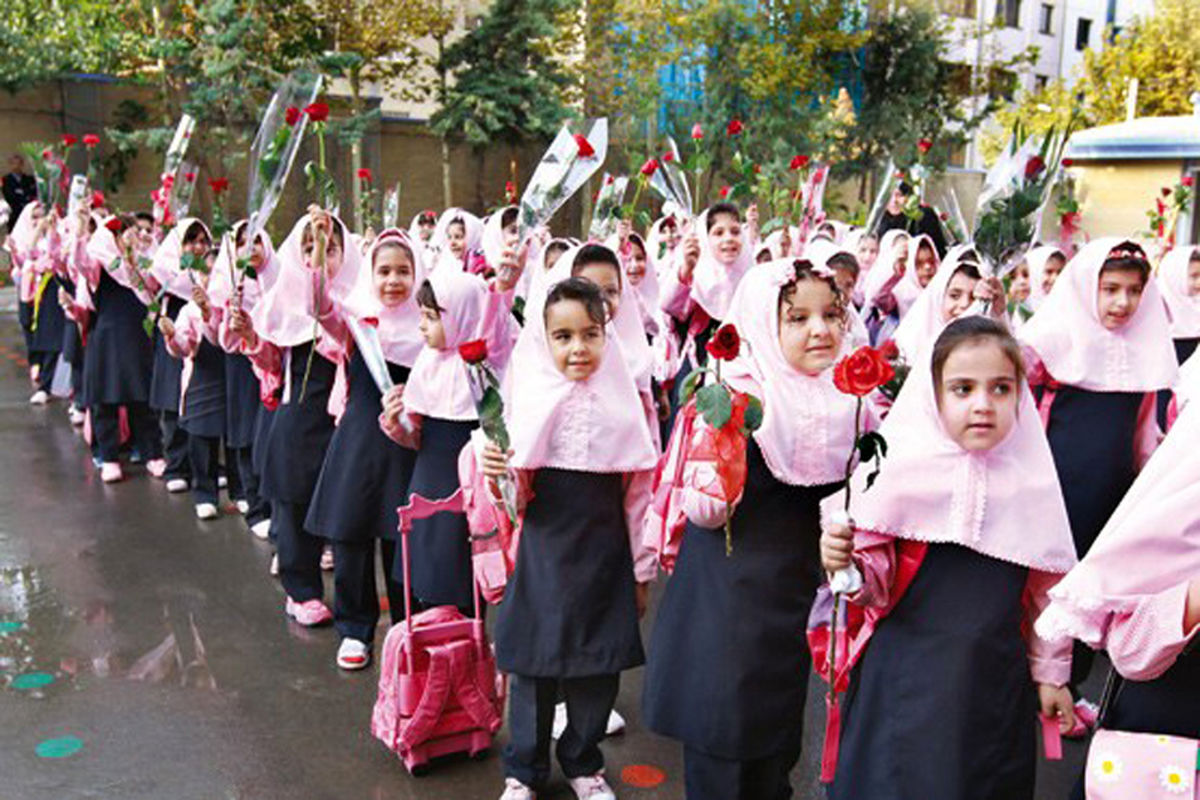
[588,173,628,241]
[20,142,69,213]
[518,118,607,241]
[678,323,765,556]
[459,339,517,526]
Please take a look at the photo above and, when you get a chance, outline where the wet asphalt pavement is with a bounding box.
[0,289,1093,799]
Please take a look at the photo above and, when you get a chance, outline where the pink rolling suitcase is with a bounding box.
[371,493,505,774]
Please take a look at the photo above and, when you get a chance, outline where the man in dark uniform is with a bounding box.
[2,154,37,233]
[874,180,948,258]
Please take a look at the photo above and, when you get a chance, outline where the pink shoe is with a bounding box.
[145,458,167,478]
[100,462,124,483]
[285,597,332,627]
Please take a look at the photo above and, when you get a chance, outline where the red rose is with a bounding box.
[184,171,196,183]
[41,148,53,161]
[640,158,659,177]
[1162,187,1173,198]
[362,316,379,329]
[939,211,949,221]
[62,134,78,148]
[662,150,675,163]
[878,340,900,361]
[82,133,100,148]
[726,119,744,137]
[705,323,741,361]
[573,134,595,158]
[753,164,761,174]
[833,346,895,397]
[719,185,731,199]
[357,167,372,182]
[1183,176,1195,188]
[790,154,810,170]
[917,138,932,154]
[604,175,613,185]
[690,123,704,140]
[104,217,122,233]
[162,174,175,189]
[1024,156,1046,180]
[303,102,329,123]
[208,177,229,194]
[458,339,488,364]
[91,190,106,209]
[1157,198,1167,215]
[894,170,904,179]
[1061,158,1074,168]
[262,395,280,412]
[285,106,302,126]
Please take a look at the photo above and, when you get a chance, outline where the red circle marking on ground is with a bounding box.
[621,764,667,788]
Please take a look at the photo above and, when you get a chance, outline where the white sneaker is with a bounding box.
[552,703,625,739]
[236,499,250,515]
[320,547,334,571]
[567,773,616,800]
[251,519,271,540]
[195,503,219,520]
[499,777,537,800]
[336,638,371,670]
[269,553,279,577]
[68,407,85,426]
[218,475,228,489]
[28,390,49,405]
[166,478,189,493]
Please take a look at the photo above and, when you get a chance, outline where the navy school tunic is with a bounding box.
[83,271,153,405]
[224,353,261,450]
[257,341,337,506]
[829,543,1037,800]
[495,468,644,678]
[396,416,476,610]
[1043,386,1143,557]
[643,439,840,759]
[29,275,66,355]
[1106,647,1200,739]
[179,337,226,439]
[306,350,415,543]
[149,294,187,412]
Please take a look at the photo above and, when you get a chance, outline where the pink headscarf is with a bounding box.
[646,215,680,280]
[861,229,909,309]
[806,239,870,348]
[505,270,657,473]
[829,317,1078,573]
[1035,402,1200,647]
[7,202,43,257]
[1157,246,1200,339]
[1019,237,1177,392]
[428,207,483,273]
[402,270,499,421]
[340,228,426,368]
[722,258,865,486]
[690,207,753,320]
[207,222,279,312]
[892,233,939,316]
[250,214,362,348]
[1025,245,1064,309]
[480,206,517,271]
[621,232,662,337]
[149,218,210,301]
[892,244,978,362]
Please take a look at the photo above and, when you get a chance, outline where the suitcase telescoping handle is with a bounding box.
[396,491,483,672]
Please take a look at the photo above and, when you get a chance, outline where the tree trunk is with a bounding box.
[350,71,364,231]
[441,138,453,210]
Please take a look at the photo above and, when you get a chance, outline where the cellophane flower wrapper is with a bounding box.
[464,361,518,526]
[797,164,830,248]
[518,118,607,241]
[66,175,90,221]
[153,115,196,227]
[346,318,395,394]
[588,173,628,241]
[649,137,693,222]
[171,161,199,221]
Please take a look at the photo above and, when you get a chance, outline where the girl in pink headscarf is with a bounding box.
[860,229,910,345]
[8,201,67,403]
[645,258,868,800]
[821,315,1078,800]
[478,275,657,800]
[225,210,359,627]
[1020,238,1178,717]
[305,229,424,671]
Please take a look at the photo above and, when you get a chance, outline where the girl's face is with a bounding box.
[575,262,621,318]
[545,299,605,382]
[1187,257,1200,296]
[501,220,520,251]
[941,271,978,323]
[1096,268,1145,330]
[303,230,344,276]
[832,267,856,303]
[418,219,435,242]
[894,241,909,271]
[31,204,45,222]
[1009,263,1030,303]
[184,232,210,259]
[374,245,415,308]
[418,306,446,349]
[937,338,1019,452]
[662,222,681,250]
[626,243,647,286]
[446,221,467,257]
[756,248,773,265]
[857,237,879,271]
[235,233,266,269]
[914,243,937,287]
[778,279,845,375]
[544,247,566,273]
[708,213,742,266]
[1042,255,1065,295]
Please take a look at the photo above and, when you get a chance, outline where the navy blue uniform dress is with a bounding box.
[180,336,226,505]
[224,352,268,523]
[150,294,190,481]
[29,274,65,392]
[829,543,1037,800]
[644,440,838,800]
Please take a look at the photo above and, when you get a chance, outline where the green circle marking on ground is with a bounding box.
[12,672,55,690]
[35,736,83,758]
[0,621,22,633]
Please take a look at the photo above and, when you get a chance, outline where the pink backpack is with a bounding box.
[1085,729,1197,798]
[370,494,504,774]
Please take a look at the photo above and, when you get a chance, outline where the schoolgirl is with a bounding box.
[859,229,909,345]
[1157,245,1200,364]
[892,245,1004,363]
[646,215,682,283]
[305,229,423,670]
[211,222,278,536]
[1019,238,1177,706]
[1026,244,1067,307]
[820,315,1078,800]
[379,269,516,614]
[479,275,657,800]
[1036,400,1200,800]
[428,207,483,273]
[149,219,212,492]
[643,258,864,800]
[59,207,96,425]
[226,211,360,625]
[8,202,65,403]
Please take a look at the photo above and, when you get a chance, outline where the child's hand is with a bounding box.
[381,385,405,423]
[635,582,650,619]
[974,276,1005,318]
[157,316,176,340]
[228,307,256,346]
[820,521,855,574]
[1037,684,1076,734]
[892,256,906,278]
[480,440,511,479]
[192,284,212,321]
[495,242,527,292]
[680,231,700,283]
[58,286,71,310]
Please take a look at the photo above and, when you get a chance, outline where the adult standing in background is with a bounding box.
[2,154,37,234]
